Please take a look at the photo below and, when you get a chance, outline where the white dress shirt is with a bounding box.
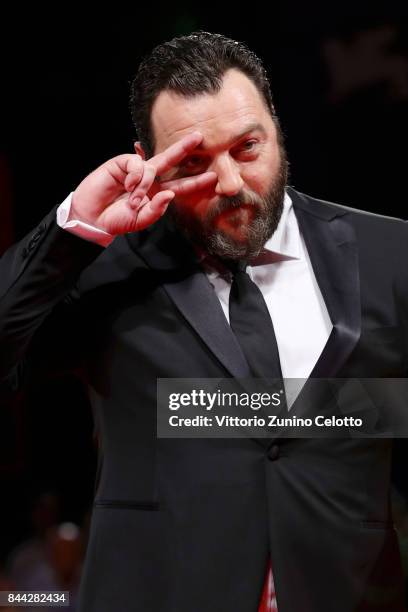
[56,192,332,384]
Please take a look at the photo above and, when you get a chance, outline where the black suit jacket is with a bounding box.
[1,187,408,612]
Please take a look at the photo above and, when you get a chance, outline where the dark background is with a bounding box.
[1,0,408,573]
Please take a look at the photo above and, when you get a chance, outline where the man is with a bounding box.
[1,31,408,612]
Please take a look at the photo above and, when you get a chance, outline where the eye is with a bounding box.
[240,140,257,151]
[233,140,259,158]
[242,140,256,149]
[181,156,206,169]
[177,156,208,177]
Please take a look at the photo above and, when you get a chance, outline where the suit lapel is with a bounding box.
[127,216,251,379]
[263,188,363,445]
[127,187,361,385]
[289,187,361,378]
[162,273,251,378]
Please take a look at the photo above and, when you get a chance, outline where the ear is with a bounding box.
[134,141,146,159]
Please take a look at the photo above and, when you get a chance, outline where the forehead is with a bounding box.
[151,68,274,153]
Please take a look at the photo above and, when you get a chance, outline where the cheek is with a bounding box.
[173,193,210,220]
[177,178,219,214]
[242,150,282,195]
[241,168,269,195]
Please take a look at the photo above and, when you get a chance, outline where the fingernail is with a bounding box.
[129,196,141,209]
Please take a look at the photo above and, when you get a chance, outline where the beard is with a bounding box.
[169,147,289,262]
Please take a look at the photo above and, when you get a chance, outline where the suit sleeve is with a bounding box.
[0,205,105,394]
[395,221,408,375]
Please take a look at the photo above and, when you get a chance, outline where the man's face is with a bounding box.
[149,69,288,260]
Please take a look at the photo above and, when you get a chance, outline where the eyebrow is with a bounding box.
[193,122,267,151]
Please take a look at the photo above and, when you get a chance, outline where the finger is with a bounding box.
[105,154,143,187]
[135,190,175,230]
[160,171,217,197]
[127,193,149,211]
[129,164,157,206]
[149,131,203,175]
[123,155,144,192]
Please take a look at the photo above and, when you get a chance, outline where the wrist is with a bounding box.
[56,193,114,248]
[70,193,98,227]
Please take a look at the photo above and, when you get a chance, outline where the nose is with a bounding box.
[213,155,244,197]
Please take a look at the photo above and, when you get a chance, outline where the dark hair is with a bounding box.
[129,31,280,158]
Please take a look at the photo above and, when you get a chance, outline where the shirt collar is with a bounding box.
[255,190,301,263]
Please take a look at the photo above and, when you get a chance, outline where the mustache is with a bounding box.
[207,190,263,221]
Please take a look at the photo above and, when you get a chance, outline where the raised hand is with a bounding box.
[70,132,216,235]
